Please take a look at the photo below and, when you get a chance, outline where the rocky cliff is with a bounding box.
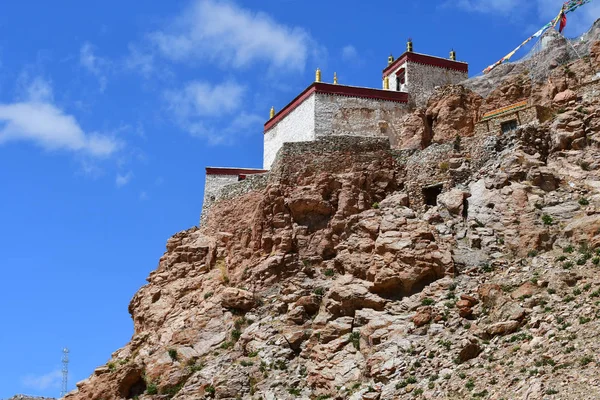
[67,21,600,400]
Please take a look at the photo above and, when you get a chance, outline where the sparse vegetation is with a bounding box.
[439,161,450,172]
[579,197,590,206]
[324,268,335,277]
[421,298,435,306]
[349,331,360,350]
[168,348,178,361]
[542,214,553,225]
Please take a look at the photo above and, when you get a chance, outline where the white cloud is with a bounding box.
[116,171,134,187]
[149,0,312,71]
[165,80,245,119]
[453,0,521,14]
[0,79,120,157]
[342,45,359,61]
[22,369,62,391]
[124,44,155,78]
[80,42,109,92]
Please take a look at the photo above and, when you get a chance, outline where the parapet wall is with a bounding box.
[200,173,269,226]
[270,136,393,181]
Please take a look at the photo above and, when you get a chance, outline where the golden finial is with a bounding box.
[384,76,390,90]
[407,38,413,53]
[450,49,456,61]
[333,72,338,85]
[315,68,322,83]
[388,54,395,65]
[269,106,275,119]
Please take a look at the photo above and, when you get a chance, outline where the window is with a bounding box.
[501,119,518,134]
[395,68,406,91]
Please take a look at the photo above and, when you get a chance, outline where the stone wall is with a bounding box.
[313,93,410,147]
[404,143,458,210]
[406,61,469,107]
[200,173,269,225]
[270,136,394,181]
[263,93,316,169]
[475,106,545,136]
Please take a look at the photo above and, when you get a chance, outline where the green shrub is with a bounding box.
[204,292,213,299]
[421,298,435,306]
[372,202,380,209]
[314,287,324,296]
[349,331,360,350]
[168,349,178,361]
[579,198,590,206]
[324,268,335,277]
[439,161,450,172]
[542,214,553,225]
[146,382,158,395]
[564,245,574,253]
[206,385,216,395]
[288,388,301,396]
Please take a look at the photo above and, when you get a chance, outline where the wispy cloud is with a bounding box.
[124,44,156,79]
[116,171,134,187]
[342,45,359,61]
[80,42,110,92]
[164,79,263,144]
[452,0,521,14]
[0,78,121,157]
[22,369,62,391]
[165,80,245,118]
[148,0,312,71]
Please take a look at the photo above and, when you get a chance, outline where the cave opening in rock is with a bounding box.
[422,184,443,207]
[126,376,147,399]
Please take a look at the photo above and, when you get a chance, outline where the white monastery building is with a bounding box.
[202,40,469,221]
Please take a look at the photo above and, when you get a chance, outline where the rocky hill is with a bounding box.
[66,21,600,400]
[7,396,55,400]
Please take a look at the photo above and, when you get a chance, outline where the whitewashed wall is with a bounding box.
[263,94,316,169]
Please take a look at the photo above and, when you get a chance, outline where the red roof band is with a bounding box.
[206,167,267,176]
[264,82,409,132]
[383,52,469,78]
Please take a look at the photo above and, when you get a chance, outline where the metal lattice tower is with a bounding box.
[61,347,69,397]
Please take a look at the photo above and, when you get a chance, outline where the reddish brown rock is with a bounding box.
[413,307,433,327]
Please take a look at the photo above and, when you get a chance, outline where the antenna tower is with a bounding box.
[61,347,69,397]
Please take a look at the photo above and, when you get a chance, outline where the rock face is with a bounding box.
[66,24,600,400]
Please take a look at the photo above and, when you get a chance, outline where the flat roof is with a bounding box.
[206,167,268,176]
[264,82,409,132]
[383,51,469,78]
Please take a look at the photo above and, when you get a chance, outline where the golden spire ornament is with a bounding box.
[315,68,322,83]
[450,49,456,61]
[333,72,338,85]
[270,106,275,119]
[384,76,390,90]
[388,54,395,65]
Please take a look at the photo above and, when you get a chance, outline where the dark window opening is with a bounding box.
[501,119,518,134]
[422,184,443,206]
[395,68,406,91]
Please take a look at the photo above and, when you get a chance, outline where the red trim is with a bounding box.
[383,52,469,78]
[264,82,409,132]
[206,167,267,176]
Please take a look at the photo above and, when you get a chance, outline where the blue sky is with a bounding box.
[0,0,597,397]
